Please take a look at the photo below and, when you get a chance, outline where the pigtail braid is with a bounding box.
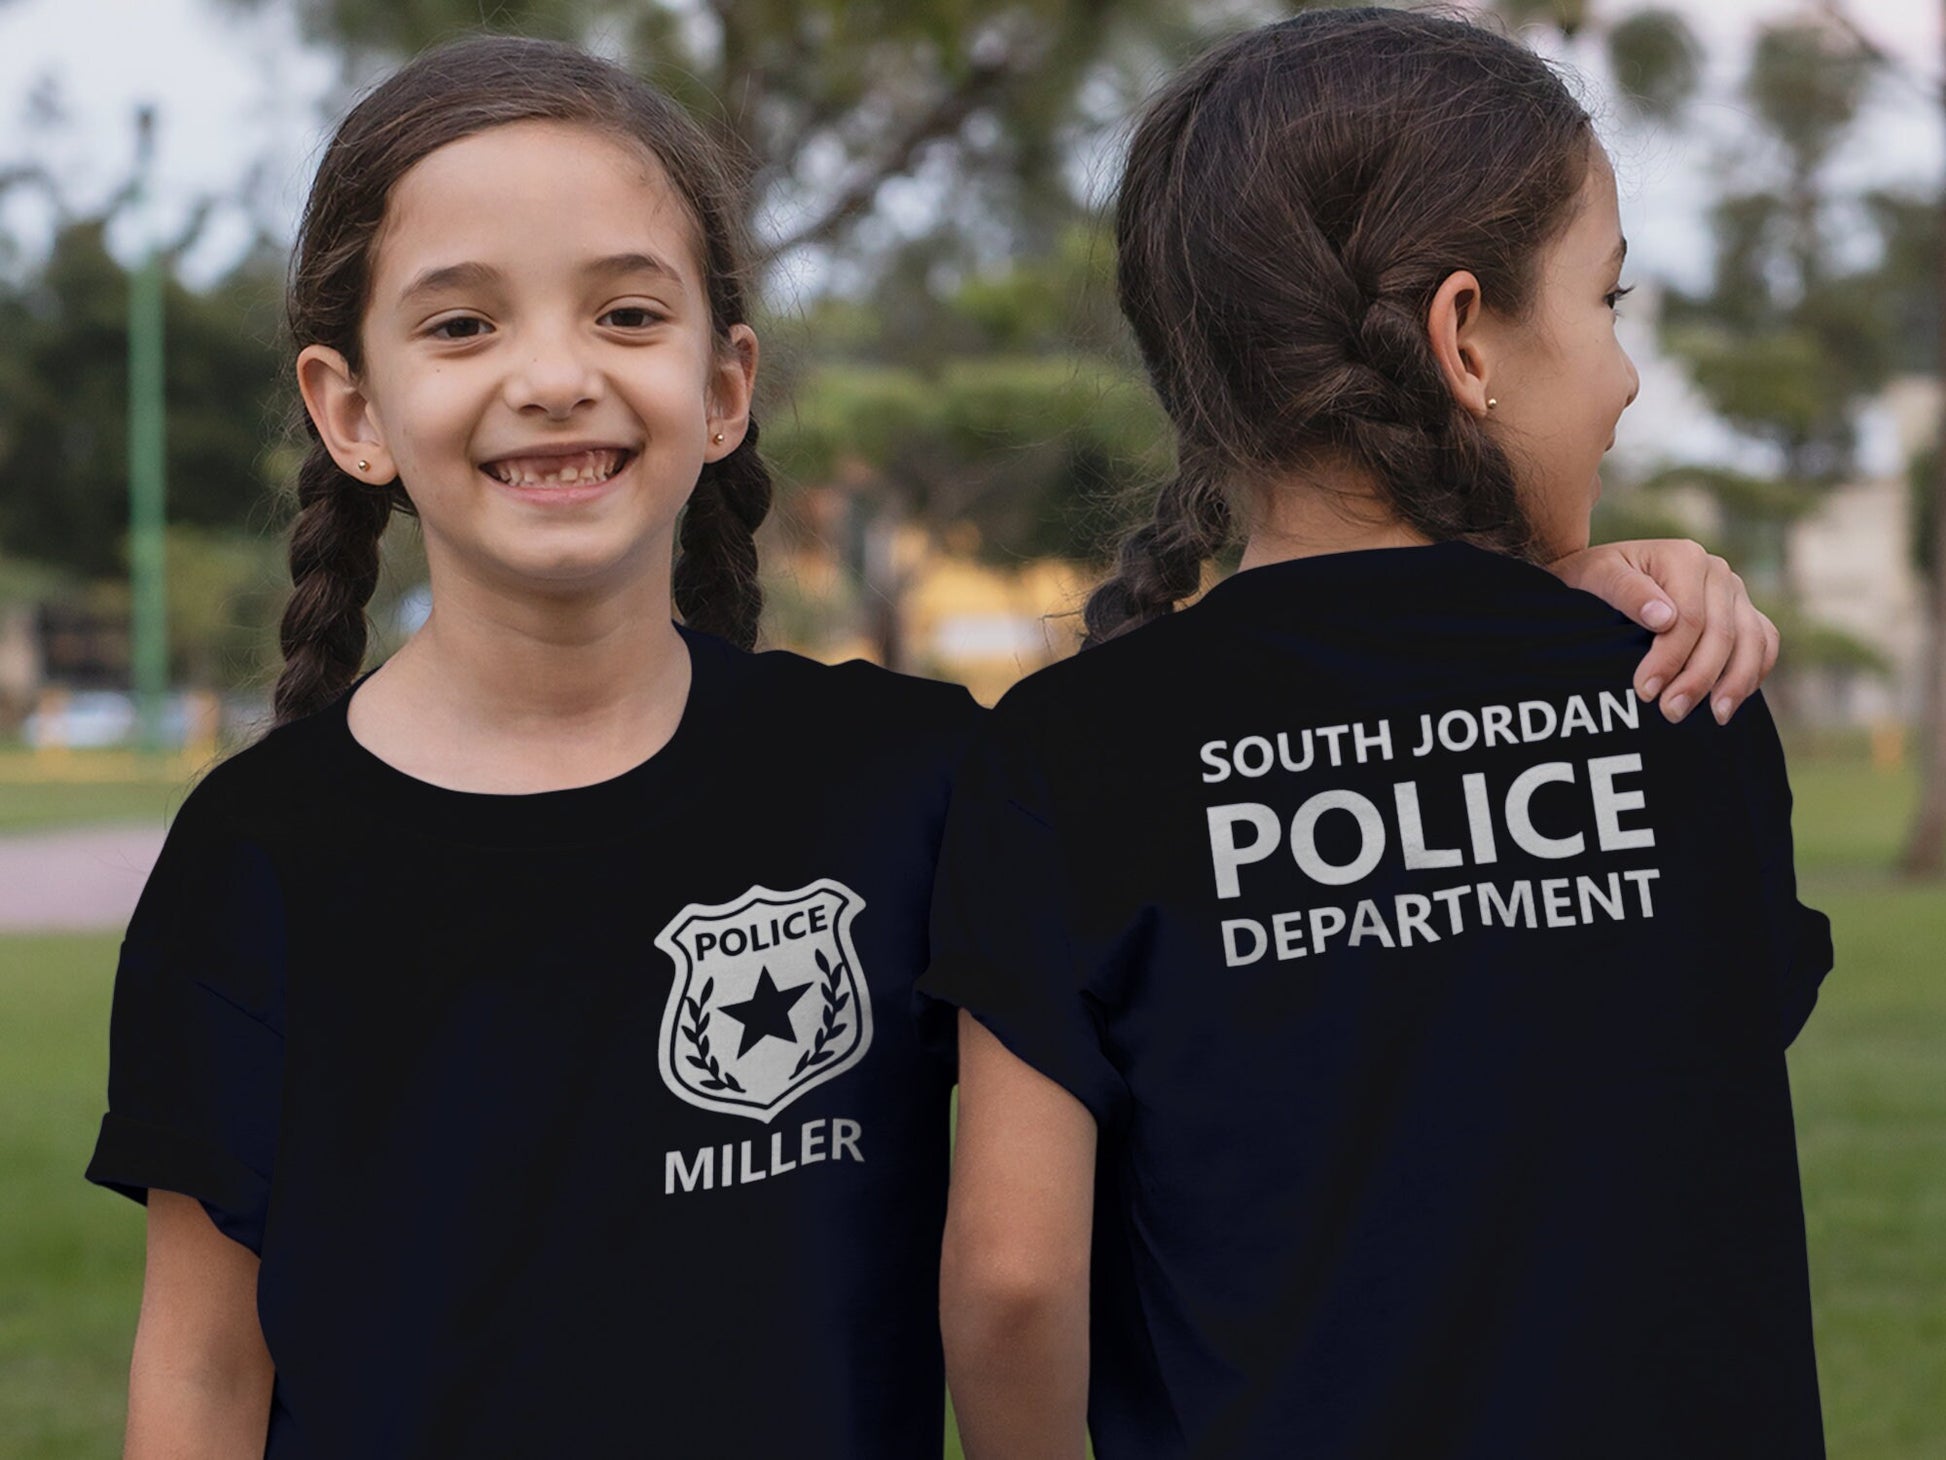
[1099,10,1589,628]
[272,441,396,727]
[1333,289,1535,560]
[1081,456,1233,648]
[673,419,772,650]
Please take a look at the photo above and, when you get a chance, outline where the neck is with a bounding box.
[387,531,690,735]
[1236,460,1430,572]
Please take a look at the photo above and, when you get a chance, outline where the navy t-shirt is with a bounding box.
[87,625,980,1458]
[920,542,1831,1458]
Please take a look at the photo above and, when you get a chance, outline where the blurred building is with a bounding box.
[1786,375,1936,726]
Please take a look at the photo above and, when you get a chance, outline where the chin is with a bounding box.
[480,532,668,597]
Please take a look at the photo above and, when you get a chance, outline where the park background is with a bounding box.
[0,0,1940,1454]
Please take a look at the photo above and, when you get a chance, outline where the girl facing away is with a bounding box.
[924,9,1830,1460]
[87,24,1783,1460]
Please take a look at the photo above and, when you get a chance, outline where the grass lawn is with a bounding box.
[0,749,208,835]
[3,755,1940,1457]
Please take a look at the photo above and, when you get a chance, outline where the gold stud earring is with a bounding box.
[1486,399,1499,410]
[712,431,725,445]
[356,459,369,472]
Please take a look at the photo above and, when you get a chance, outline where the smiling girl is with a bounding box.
[923,10,1830,1458]
[85,37,976,1458]
[86,23,1790,1460]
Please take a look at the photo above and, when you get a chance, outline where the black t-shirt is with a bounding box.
[921,542,1831,1459]
[87,626,980,1459]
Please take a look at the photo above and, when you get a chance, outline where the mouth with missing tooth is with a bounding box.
[479,447,636,488]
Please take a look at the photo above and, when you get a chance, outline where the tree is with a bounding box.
[758,226,1168,662]
[0,217,287,578]
[223,0,1181,270]
[1897,1,1946,876]
[1660,19,1885,499]
[1493,0,1703,124]
[1614,13,1891,673]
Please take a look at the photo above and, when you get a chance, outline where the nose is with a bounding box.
[1621,348,1641,411]
[504,323,602,418]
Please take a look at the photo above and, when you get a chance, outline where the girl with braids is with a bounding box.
[922,10,1828,1459]
[83,34,980,1458]
[83,22,1778,1460]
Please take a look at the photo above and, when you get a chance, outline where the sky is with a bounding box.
[0,0,1938,474]
[0,0,338,286]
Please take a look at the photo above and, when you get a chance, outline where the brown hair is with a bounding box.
[1083,7,1595,645]
[274,33,770,725]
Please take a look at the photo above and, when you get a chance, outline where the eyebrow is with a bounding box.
[1609,237,1629,271]
[395,251,685,309]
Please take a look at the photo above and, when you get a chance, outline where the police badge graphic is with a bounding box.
[655,880,873,1122]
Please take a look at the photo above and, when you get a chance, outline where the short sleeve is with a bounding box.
[84,778,287,1254]
[1725,692,1834,1049]
[917,698,1129,1126]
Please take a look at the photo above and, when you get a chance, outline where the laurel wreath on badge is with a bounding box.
[790,947,852,1079]
[681,977,746,1093]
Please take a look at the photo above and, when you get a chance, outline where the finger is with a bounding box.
[1578,553,1679,633]
[1629,543,1711,703]
[1706,598,1772,724]
[1659,557,1740,722]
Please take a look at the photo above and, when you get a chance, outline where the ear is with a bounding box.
[704,323,759,462]
[296,344,396,483]
[1426,270,1496,420]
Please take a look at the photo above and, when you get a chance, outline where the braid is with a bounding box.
[1104,9,1590,606]
[673,418,772,650]
[1081,458,1233,648]
[1329,287,1535,559]
[272,441,396,727]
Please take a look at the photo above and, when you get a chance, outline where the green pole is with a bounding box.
[127,104,168,754]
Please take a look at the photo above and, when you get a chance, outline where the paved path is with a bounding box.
[0,824,165,933]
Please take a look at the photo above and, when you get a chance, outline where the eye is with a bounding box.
[601,306,665,329]
[1605,284,1635,315]
[428,315,491,341]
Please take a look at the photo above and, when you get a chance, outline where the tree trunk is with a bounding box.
[1897,2,1946,876]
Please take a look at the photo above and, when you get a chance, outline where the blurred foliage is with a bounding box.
[1496,0,1700,120]
[1745,18,1878,180]
[766,225,1164,561]
[161,526,287,688]
[0,553,71,607]
[1865,189,1941,378]
[1602,9,1700,120]
[221,0,1206,268]
[0,223,288,579]
[1636,464,1818,525]
[1646,5,1923,701]
[1763,597,1893,676]
[1588,494,1702,550]
[768,351,1169,561]
[1660,16,1889,491]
